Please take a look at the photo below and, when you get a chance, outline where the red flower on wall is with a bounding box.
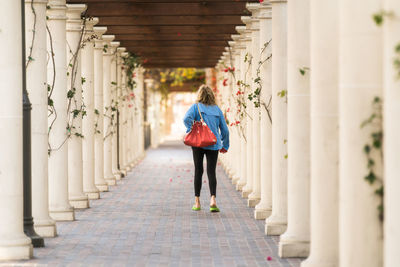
[226,108,230,112]
[224,68,229,72]
[143,59,148,64]
[223,79,228,86]
[259,0,264,3]
[130,92,135,98]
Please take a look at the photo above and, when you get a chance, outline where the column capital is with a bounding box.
[102,35,115,55]
[235,25,246,35]
[259,4,272,19]
[110,41,120,59]
[269,0,287,3]
[25,0,47,4]
[93,26,107,49]
[66,4,87,32]
[241,16,252,28]
[84,17,99,32]
[46,3,67,21]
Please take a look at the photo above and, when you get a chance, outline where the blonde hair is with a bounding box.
[196,85,216,105]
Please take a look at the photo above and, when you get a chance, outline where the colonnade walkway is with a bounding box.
[12,141,301,267]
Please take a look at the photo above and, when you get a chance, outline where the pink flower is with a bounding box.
[169,178,172,182]
[224,68,229,72]
[226,108,230,112]
[267,256,272,261]
[260,0,264,3]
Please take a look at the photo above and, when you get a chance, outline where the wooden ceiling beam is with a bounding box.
[116,33,232,41]
[104,25,240,35]
[97,16,243,26]
[83,2,249,16]
[68,0,255,3]
[118,40,228,47]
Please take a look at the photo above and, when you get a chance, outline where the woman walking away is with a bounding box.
[183,85,230,212]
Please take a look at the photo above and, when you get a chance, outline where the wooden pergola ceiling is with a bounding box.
[66,0,257,68]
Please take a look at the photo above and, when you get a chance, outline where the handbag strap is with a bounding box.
[196,103,205,122]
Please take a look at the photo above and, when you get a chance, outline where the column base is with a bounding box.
[241,188,251,198]
[113,172,122,181]
[49,209,75,221]
[236,182,245,191]
[96,183,109,192]
[85,191,100,200]
[301,259,337,267]
[254,208,271,220]
[232,177,240,185]
[0,239,33,260]
[247,197,261,208]
[279,238,310,258]
[34,219,57,237]
[70,198,89,209]
[105,177,117,186]
[265,218,287,236]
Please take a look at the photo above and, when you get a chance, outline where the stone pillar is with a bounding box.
[383,1,400,266]
[120,52,130,173]
[338,1,383,267]
[247,4,261,208]
[93,26,109,192]
[255,3,272,220]
[47,0,75,221]
[66,4,89,209]
[137,67,146,158]
[300,1,339,266]
[241,17,254,199]
[279,0,311,258]
[116,47,127,177]
[81,17,100,200]
[25,0,57,237]
[0,0,33,259]
[102,35,116,186]
[235,26,248,192]
[110,41,121,180]
[265,0,288,236]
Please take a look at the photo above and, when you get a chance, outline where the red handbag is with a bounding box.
[184,104,217,147]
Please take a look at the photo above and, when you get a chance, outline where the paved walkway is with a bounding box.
[11,141,302,267]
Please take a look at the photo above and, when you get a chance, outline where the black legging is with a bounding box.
[192,147,219,197]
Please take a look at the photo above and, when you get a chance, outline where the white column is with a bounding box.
[301,1,339,266]
[102,35,116,186]
[247,4,262,208]
[47,0,75,221]
[338,1,383,267]
[279,0,310,258]
[66,4,89,209]
[110,41,121,180]
[241,17,254,199]
[81,17,100,200]
[93,26,109,192]
[137,67,146,158]
[254,3,272,220]
[235,26,248,192]
[116,47,127,177]
[120,52,130,173]
[383,1,400,266]
[265,0,288,236]
[0,0,33,259]
[25,0,57,237]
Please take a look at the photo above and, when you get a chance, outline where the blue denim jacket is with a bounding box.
[183,103,230,151]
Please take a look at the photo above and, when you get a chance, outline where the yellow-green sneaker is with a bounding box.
[192,205,201,211]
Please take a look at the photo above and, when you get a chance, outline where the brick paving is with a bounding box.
[8,141,303,267]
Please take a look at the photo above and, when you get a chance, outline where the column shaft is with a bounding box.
[111,42,121,180]
[247,5,262,208]
[265,0,288,236]
[339,1,383,266]
[25,0,57,237]
[0,0,33,259]
[81,17,100,199]
[383,1,400,266]
[93,26,109,192]
[279,0,311,258]
[103,35,116,186]
[301,1,339,266]
[66,4,89,209]
[47,0,75,221]
[255,3,272,220]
